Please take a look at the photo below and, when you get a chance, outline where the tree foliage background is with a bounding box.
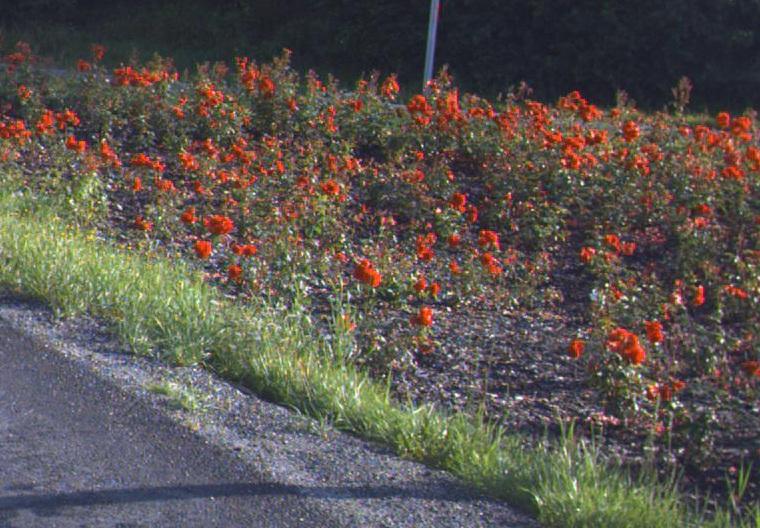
[3,0,760,109]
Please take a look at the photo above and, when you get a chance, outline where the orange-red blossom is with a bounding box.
[380,74,400,100]
[449,192,467,213]
[194,240,212,259]
[227,264,243,282]
[622,120,640,142]
[478,229,500,251]
[644,320,664,344]
[692,285,705,307]
[741,360,760,378]
[606,327,646,365]
[410,306,433,327]
[479,252,503,276]
[353,259,382,288]
[646,379,686,402]
[716,111,731,129]
[568,338,585,359]
[203,215,235,236]
[580,246,596,264]
[724,284,749,299]
[65,135,87,153]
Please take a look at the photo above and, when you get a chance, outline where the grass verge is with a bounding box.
[0,194,756,527]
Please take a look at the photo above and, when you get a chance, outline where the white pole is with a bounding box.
[423,0,440,91]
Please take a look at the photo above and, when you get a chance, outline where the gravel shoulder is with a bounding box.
[0,293,538,528]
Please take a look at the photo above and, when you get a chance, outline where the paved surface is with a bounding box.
[0,318,333,527]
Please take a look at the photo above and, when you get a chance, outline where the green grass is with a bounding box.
[0,192,756,528]
[146,380,206,412]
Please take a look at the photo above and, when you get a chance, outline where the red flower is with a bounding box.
[724,285,749,299]
[133,216,152,231]
[466,205,478,223]
[180,207,197,224]
[203,215,235,235]
[415,235,436,262]
[428,282,441,298]
[17,85,31,101]
[731,116,752,138]
[692,204,712,216]
[416,245,434,262]
[606,327,646,365]
[232,243,258,257]
[447,233,461,248]
[622,120,640,142]
[99,141,120,167]
[621,242,636,256]
[91,44,106,62]
[193,180,207,195]
[380,74,399,100]
[413,276,428,293]
[647,379,686,402]
[179,151,199,172]
[721,165,745,180]
[227,264,243,282]
[692,285,705,307]
[35,110,55,135]
[258,76,276,98]
[353,259,382,288]
[479,252,503,276]
[406,94,433,125]
[478,229,500,251]
[194,240,213,259]
[741,360,760,378]
[410,306,433,327]
[130,153,164,172]
[624,337,646,365]
[131,153,152,168]
[56,109,80,130]
[154,177,176,193]
[604,234,622,253]
[449,192,467,213]
[579,246,596,264]
[659,383,675,402]
[65,135,87,153]
[606,328,628,353]
[132,177,142,192]
[716,111,731,129]
[320,179,341,196]
[568,338,585,359]
[644,321,664,344]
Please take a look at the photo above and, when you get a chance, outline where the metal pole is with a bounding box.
[423,0,440,90]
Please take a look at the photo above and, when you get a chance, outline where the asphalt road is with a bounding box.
[0,318,335,527]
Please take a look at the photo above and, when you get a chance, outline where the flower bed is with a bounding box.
[0,41,757,510]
